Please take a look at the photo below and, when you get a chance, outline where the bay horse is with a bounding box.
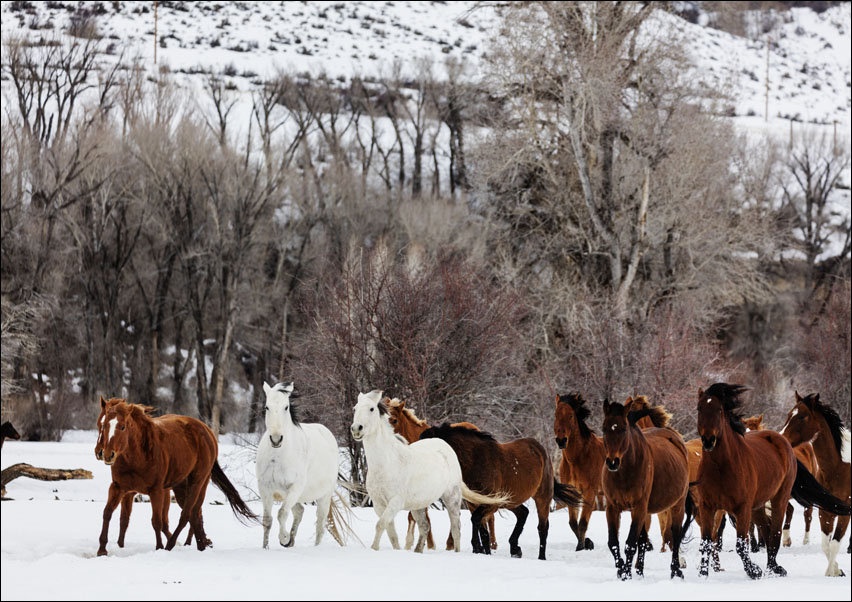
[350,390,509,552]
[555,393,671,553]
[695,383,851,579]
[256,382,339,548]
[94,397,203,549]
[386,398,497,551]
[420,423,582,560]
[780,391,851,576]
[1,421,21,448]
[97,399,257,556]
[601,399,692,580]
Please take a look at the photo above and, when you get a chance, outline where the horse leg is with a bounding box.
[668,497,687,579]
[658,511,671,553]
[187,491,209,552]
[763,497,787,576]
[117,492,135,548]
[411,508,430,553]
[635,525,649,578]
[802,504,813,545]
[821,509,848,577]
[781,502,794,547]
[275,495,294,547]
[287,503,304,547]
[576,493,595,551]
[371,500,387,551]
[164,476,205,551]
[405,513,416,550]
[148,488,167,550]
[97,482,124,556]
[605,504,625,578]
[568,502,581,547]
[711,511,725,571]
[488,513,497,551]
[508,504,529,558]
[378,497,404,550]
[697,501,717,578]
[443,487,463,553]
[733,506,762,580]
[315,494,332,546]
[642,515,654,553]
[535,497,550,561]
[622,508,647,580]
[260,492,273,549]
[422,508,434,550]
[469,505,485,553]
[828,514,849,576]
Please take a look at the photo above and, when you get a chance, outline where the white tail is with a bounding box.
[461,483,511,506]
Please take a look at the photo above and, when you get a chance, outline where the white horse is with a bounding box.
[256,381,339,548]
[350,389,508,552]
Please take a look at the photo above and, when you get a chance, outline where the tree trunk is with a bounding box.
[2,463,93,498]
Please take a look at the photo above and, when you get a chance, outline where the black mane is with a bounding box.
[705,382,748,436]
[420,422,496,443]
[805,393,846,458]
[558,393,595,438]
[272,382,301,426]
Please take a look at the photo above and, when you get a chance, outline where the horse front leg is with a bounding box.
[820,509,848,577]
[802,504,813,545]
[624,507,648,579]
[605,504,624,578]
[508,504,529,558]
[733,505,762,580]
[376,497,404,550]
[148,488,167,550]
[762,498,787,576]
[260,492,273,549]
[315,494,332,546]
[576,491,595,551]
[117,492,135,548]
[285,503,304,547]
[97,483,124,556]
[697,501,716,578]
[781,502,794,547]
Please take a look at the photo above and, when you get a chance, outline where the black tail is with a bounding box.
[211,461,259,524]
[791,459,851,516]
[677,487,696,547]
[553,479,583,508]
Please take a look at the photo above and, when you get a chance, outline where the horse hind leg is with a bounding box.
[488,513,497,551]
[315,495,331,546]
[802,504,813,545]
[763,498,787,576]
[535,496,550,560]
[117,492,135,548]
[509,504,529,558]
[411,508,430,553]
[405,513,416,550]
[781,502,794,547]
[469,505,487,554]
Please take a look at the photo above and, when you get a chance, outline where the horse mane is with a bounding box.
[627,404,671,428]
[377,399,389,417]
[705,382,748,436]
[804,394,847,460]
[422,422,496,443]
[126,403,156,458]
[386,398,427,427]
[557,393,594,439]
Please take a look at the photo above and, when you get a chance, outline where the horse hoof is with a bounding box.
[747,568,763,580]
[96,549,108,557]
[770,565,786,577]
[671,569,684,580]
[644,541,653,552]
[584,538,594,550]
[510,547,522,558]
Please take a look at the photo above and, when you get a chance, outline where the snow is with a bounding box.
[2,436,849,600]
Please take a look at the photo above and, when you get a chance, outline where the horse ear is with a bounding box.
[555,394,560,405]
[795,390,801,402]
[697,388,704,400]
[283,382,294,394]
[603,398,610,413]
[263,382,271,395]
[398,399,406,408]
[100,395,106,409]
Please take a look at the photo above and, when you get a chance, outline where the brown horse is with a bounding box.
[94,397,204,549]
[780,391,851,576]
[601,399,692,580]
[386,399,496,551]
[695,383,850,579]
[420,423,582,559]
[555,393,671,553]
[97,399,256,555]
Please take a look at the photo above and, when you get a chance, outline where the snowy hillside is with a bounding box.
[1,435,850,601]
[1,1,849,127]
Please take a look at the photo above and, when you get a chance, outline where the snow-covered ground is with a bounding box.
[1,434,849,601]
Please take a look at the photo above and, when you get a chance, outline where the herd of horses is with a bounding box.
[87,382,851,581]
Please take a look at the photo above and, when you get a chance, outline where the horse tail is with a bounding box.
[552,479,583,508]
[681,487,696,537]
[791,459,851,515]
[210,461,259,524]
[461,483,511,507]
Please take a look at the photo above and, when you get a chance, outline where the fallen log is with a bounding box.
[1,463,93,499]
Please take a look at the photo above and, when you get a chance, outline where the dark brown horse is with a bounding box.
[97,399,256,555]
[1,421,21,448]
[386,398,496,551]
[601,399,692,580]
[695,383,851,579]
[780,391,851,576]
[420,423,582,559]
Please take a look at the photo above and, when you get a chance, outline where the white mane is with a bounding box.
[841,427,851,464]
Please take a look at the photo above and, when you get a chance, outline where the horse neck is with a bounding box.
[810,415,844,471]
[124,413,155,468]
[362,422,407,469]
[400,416,428,443]
[565,428,600,462]
[621,426,649,469]
[704,414,744,466]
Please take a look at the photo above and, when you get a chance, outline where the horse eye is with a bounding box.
[284,406,288,412]
[264,406,269,411]
[370,407,374,412]
[121,425,126,431]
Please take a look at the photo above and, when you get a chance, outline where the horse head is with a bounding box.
[262,381,298,448]
[554,393,591,450]
[351,389,386,441]
[743,413,765,432]
[780,392,821,447]
[95,396,126,461]
[100,401,140,466]
[602,399,631,472]
[697,383,748,452]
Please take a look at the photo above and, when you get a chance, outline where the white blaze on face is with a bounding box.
[780,408,798,435]
[106,418,118,445]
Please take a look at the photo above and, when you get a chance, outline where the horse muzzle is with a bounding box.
[701,435,717,452]
[104,452,116,465]
[350,424,363,441]
[95,450,104,461]
[555,437,567,449]
[605,457,621,472]
[269,435,283,448]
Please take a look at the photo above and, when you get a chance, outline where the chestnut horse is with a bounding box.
[386,399,496,551]
[420,423,582,559]
[97,399,256,555]
[555,393,670,553]
[95,397,202,549]
[601,399,692,580]
[695,383,850,579]
[780,392,851,576]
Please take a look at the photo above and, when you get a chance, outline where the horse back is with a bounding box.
[496,437,552,505]
[744,430,796,503]
[154,415,218,484]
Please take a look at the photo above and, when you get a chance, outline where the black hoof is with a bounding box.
[671,568,684,579]
[618,568,632,581]
[644,540,654,552]
[769,565,787,577]
[585,538,594,550]
[510,546,522,558]
[746,567,763,580]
